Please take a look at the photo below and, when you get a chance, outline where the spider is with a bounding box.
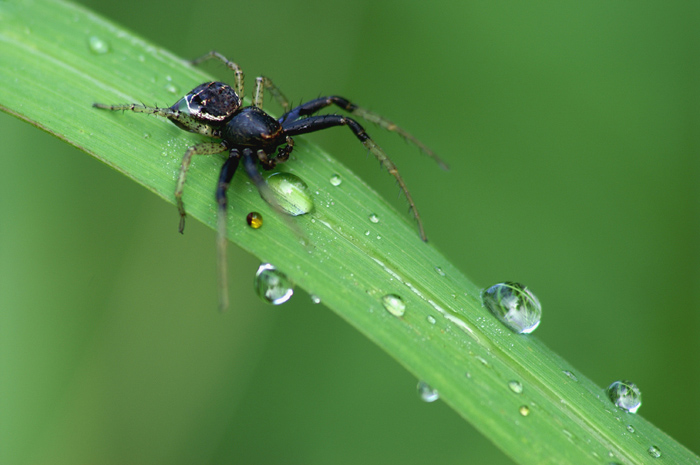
[93,51,447,309]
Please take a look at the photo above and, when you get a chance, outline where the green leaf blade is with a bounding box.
[1,1,698,464]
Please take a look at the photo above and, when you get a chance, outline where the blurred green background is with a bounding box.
[1,1,697,464]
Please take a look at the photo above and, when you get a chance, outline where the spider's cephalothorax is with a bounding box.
[94,51,447,310]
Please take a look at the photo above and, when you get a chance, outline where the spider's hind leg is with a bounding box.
[190,50,245,102]
[175,142,228,233]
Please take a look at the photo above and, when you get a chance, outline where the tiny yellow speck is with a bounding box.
[246,212,263,229]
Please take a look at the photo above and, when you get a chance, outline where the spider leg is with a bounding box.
[280,96,448,170]
[251,75,292,114]
[283,115,428,241]
[175,142,229,233]
[259,77,291,113]
[215,150,242,311]
[92,102,217,137]
[190,50,244,101]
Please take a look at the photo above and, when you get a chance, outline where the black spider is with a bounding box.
[93,51,446,309]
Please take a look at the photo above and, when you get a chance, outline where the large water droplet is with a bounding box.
[482,282,542,334]
[417,381,439,402]
[607,380,642,413]
[519,405,530,416]
[246,211,263,229]
[87,36,110,54]
[382,294,406,317]
[647,445,661,458]
[329,174,342,186]
[254,263,293,305]
[368,213,380,224]
[266,172,314,216]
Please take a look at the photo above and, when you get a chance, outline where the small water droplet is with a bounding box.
[426,315,436,325]
[87,36,109,54]
[519,405,530,416]
[482,282,542,334]
[246,211,263,229]
[563,370,579,382]
[329,174,342,186]
[310,294,321,304]
[647,445,661,458]
[382,294,405,317]
[164,83,179,94]
[417,381,439,402]
[254,263,293,305]
[143,132,151,139]
[434,266,446,276]
[607,380,642,413]
[626,425,635,434]
[266,172,314,216]
[368,213,380,224]
[508,380,523,394]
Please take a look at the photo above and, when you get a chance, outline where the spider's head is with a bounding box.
[170,81,241,135]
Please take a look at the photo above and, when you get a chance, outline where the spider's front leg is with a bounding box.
[279,96,449,170]
[214,149,242,311]
[283,115,428,241]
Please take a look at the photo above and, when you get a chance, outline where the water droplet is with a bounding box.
[246,211,263,229]
[417,381,439,402]
[382,294,406,317]
[143,132,151,139]
[647,445,661,458]
[329,174,342,186]
[426,315,436,325]
[434,266,446,276]
[519,405,530,416]
[87,36,109,54]
[607,380,642,413]
[254,263,293,305]
[563,370,579,382]
[626,425,635,434]
[310,294,321,304]
[508,380,523,394]
[164,83,179,94]
[482,282,542,334]
[266,172,314,216]
[368,213,380,224]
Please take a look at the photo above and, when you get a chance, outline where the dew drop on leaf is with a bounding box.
[607,380,642,413]
[382,294,405,317]
[482,282,541,334]
[254,263,293,305]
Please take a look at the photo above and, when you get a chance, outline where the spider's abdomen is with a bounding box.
[222,106,285,150]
